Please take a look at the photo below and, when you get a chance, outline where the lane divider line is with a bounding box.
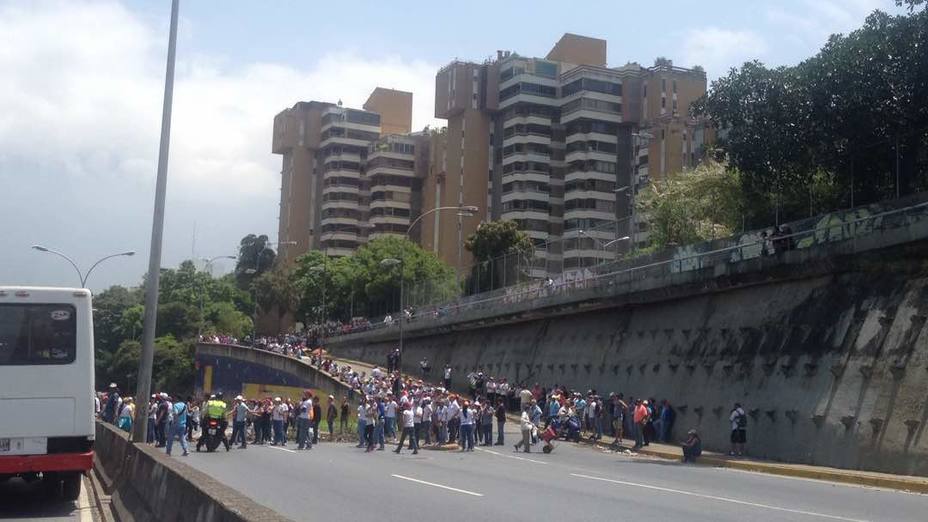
[475,447,548,465]
[391,474,484,497]
[569,473,869,522]
[264,445,298,453]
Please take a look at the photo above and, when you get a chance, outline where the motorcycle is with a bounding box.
[199,417,226,452]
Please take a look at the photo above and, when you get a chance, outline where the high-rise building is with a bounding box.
[272,88,415,264]
[432,34,711,277]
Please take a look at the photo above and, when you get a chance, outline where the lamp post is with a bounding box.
[31,245,135,288]
[307,263,327,348]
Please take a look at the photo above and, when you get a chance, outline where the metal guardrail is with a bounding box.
[333,201,928,338]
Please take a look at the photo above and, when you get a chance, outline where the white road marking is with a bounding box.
[570,473,869,522]
[78,476,91,522]
[475,447,548,465]
[265,445,298,453]
[391,474,484,497]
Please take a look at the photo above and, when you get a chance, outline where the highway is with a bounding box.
[180,424,927,522]
[0,476,98,521]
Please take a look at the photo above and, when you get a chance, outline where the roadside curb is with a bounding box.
[582,437,928,494]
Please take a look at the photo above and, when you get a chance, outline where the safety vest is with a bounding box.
[206,400,227,418]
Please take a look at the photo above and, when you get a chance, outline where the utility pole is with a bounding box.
[132,0,179,443]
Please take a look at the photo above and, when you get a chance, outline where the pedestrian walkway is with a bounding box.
[327,353,928,494]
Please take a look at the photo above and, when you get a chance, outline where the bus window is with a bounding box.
[0,304,76,365]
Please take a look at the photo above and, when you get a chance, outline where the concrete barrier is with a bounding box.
[93,421,291,522]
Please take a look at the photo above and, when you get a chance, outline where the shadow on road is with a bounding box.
[0,477,81,520]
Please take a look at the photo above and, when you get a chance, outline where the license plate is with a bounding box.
[0,438,9,452]
[208,429,216,435]
[0,437,46,455]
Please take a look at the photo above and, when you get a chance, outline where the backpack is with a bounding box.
[736,410,747,428]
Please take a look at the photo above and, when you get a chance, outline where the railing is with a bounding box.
[328,199,928,340]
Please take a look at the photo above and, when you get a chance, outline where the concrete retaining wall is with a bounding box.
[328,240,928,476]
[93,421,291,522]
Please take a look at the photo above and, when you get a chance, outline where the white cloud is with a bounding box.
[0,0,440,290]
[765,0,891,50]
[682,27,768,79]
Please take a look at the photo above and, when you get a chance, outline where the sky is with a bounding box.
[0,0,904,292]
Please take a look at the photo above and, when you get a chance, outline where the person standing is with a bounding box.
[394,404,418,454]
[103,383,120,424]
[230,396,252,449]
[311,397,322,445]
[495,399,507,446]
[296,391,314,450]
[154,393,170,447]
[186,398,200,442]
[384,394,398,442]
[271,397,287,446]
[633,399,648,450]
[479,401,493,446]
[356,399,367,448]
[166,395,189,457]
[413,401,424,449]
[326,395,338,438]
[459,401,475,452]
[514,406,533,453]
[339,397,350,435]
[443,365,452,390]
[117,397,135,433]
[729,403,747,456]
[421,399,433,446]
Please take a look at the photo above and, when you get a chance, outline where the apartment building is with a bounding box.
[272,88,415,264]
[431,34,710,277]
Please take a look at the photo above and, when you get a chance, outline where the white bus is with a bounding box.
[0,287,95,500]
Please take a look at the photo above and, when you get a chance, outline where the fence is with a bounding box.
[335,197,928,338]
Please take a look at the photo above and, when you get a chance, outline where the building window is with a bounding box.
[661,97,666,109]
[661,78,666,92]
[672,79,677,94]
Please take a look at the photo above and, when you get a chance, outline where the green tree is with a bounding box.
[464,220,533,292]
[202,301,252,339]
[253,264,299,335]
[235,234,277,289]
[694,8,928,225]
[291,250,333,324]
[637,159,746,248]
[152,336,195,395]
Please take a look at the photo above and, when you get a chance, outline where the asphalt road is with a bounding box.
[177,424,928,522]
[0,476,96,521]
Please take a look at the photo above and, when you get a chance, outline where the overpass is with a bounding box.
[325,199,928,476]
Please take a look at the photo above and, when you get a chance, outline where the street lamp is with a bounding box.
[31,245,135,288]
[307,264,328,348]
[380,257,404,354]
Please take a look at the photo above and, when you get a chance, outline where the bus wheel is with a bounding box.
[61,473,81,501]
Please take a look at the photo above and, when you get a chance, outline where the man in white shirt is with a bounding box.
[356,401,367,448]
[296,393,314,450]
[447,396,461,443]
[421,400,433,446]
[271,397,289,446]
[394,404,418,454]
[384,395,398,441]
[443,365,452,389]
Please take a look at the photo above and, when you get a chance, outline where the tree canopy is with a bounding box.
[694,8,928,226]
[464,220,533,292]
[235,233,277,289]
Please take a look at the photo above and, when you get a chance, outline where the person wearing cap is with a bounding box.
[514,405,534,453]
[271,397,288,446]
[682,428,702,463]
[103,383,120,424]
[154,393,172,447]
[296,390,314,450]
[326,395,338,438]
[230,395,253,449]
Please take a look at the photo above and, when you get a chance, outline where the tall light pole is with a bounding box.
[307,264,327,348]
[31,245,135,288]
[133,0,179,444]
[380,257,403,353]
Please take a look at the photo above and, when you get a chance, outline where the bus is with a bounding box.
[0,287,95,500]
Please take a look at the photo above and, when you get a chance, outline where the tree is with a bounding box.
[235,234,277,289]
[291,250,333,324]
[253,264,299,335]
[637,159,746,248]
[464,220,533,292]
[695,8,928,225]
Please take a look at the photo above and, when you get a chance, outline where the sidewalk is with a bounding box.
[327,354,928,494]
